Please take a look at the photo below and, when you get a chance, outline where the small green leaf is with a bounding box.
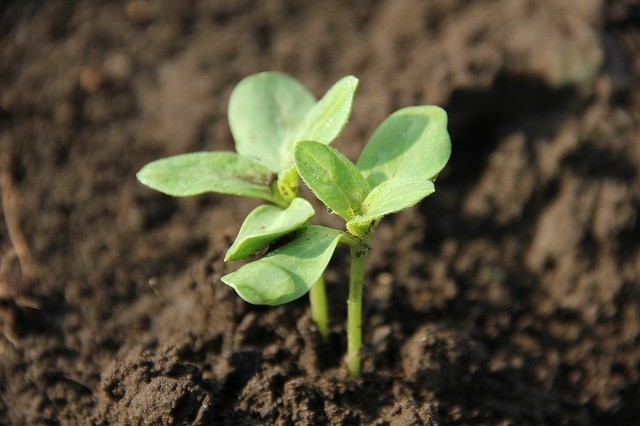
[137,152,276,201]
[229,72,316,172]
[347,177,435,233]
[294,141,369,221]
[357,106,451,187]
[288,75,359,152]
[225,198,315,261]
[276,165,299,203]
[221,225,343,305]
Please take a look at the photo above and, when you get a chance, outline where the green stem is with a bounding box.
[275,171,331,341]
[309,276,329,341]
[347,244,368,378]
[273,172,331,339]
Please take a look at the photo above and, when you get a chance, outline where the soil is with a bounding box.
[1,0,639,424]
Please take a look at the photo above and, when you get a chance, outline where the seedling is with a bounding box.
[223,106,451,377]
[137,72,359,339]
[137,72,451,378]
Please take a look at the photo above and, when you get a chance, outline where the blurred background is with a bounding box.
[1,1,639,424]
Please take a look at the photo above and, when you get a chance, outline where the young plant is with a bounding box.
[222,105,451,377]
[137,72,359,339]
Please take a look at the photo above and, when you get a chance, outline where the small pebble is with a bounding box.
[378,272,393,285]
[79,66,103,93]
[104,52,133,83]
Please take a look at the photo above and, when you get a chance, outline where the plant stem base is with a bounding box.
[347,245,368,378]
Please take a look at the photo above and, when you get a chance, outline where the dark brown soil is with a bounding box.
[1,0,639,424]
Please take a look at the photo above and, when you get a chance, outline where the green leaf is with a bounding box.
[137,152,276,201]
[347,177,435,233]
[276,165,299,203]
[228,72,316,172]
[288,75,358,151]
[356,106,451,187]
[225,198,315,261]
[221,225,343,305]
[275,76,359,200]
[294,141,370,221]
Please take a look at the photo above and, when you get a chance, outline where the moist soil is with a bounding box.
[1,1,640,424]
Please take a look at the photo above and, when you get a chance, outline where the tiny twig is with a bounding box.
[0,248,17,299]
[0,322,19,352]
[0,156,42,353]
[0,248,41,308]
[0,155,37,290]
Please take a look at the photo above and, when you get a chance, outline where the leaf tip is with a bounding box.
[433,105,449,125]
[343,75,359,88]
[135,168,146,184]
[135,165,157,191]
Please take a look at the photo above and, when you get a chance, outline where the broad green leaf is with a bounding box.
[221,225,343,305]
[229,72,316,172]
[356,106,451,187]
[347,177,435,233]
[275,76,359,193]
[287,75,359,152]
[294,141,369,220]
[225,198,315,261]
[137,152,276,201]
